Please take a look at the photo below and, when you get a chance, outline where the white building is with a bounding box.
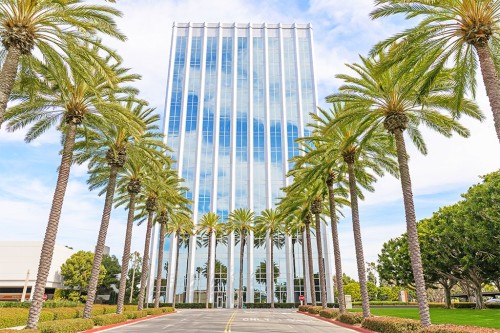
[0,241,75,300]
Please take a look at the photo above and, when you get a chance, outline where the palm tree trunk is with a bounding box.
[0,45,21,125]
[239,234,245,309]
[394,130,431,327]
[26,122,77,329]
[475,44,500,142]
[172,231,181,308]
[300,230,307,304]
[137,211,154,311]
[304,222,316,306]
[270,237,275,309]
[313,212,327,309]
[116,192,138,314]
[84,165,119,319]
[326,180,346,313]
[206,230,213,309]
[154,223,166,308]
[347,162,371,318]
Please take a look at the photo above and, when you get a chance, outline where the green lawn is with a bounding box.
[349,308,500,328]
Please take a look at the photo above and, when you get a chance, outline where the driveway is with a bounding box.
[102,308,358,333]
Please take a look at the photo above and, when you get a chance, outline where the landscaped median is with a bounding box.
[0,305,175,333]
[297,305,500,333]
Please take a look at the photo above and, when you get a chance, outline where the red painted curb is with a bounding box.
[82,311,176,333]
[298,311,375,333]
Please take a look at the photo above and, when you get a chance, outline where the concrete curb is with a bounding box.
[81,311,176,333]
[299,311,375,333]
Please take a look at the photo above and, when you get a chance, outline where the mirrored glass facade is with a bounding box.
[154,22,334,308]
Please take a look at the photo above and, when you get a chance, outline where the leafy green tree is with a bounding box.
[5,45,139,328]
[344,282,362,302]
[371,0,500,141]
[0,0,125,123]
[61,251,106,301]
[226,208,255,309]
[98,254,121,293]
[328,50,482,327]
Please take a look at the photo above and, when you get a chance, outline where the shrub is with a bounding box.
[319,308,339,319]
[485,302,500,309]
[428,303,447,308]
[122,310,147,319]
[102,305,116,314]
[122,305,138,312]
[362,316,421,333]
[0,308,55,329]
[306,306,323,315]
[152,302,209,309]
[161,307,175,313]
[452,302,476,309]
[419,325,500,333]
[37,318,94,333]
[352,301,418,306]
[91,306,107,316]
[0,330,40,332]
[92,314,127,326]
[298,305,311,312]
[145,308,164,315]
[39,310,56,322]
[46,308,79,320]
[337,312,364,325]
[42,301,81,308]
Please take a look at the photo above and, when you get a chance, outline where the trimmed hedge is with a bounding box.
[319,308,339,319]
[92,314,127,326]
[485,302,500,309]
[102,305,117,314]
[145,308,164,315]
[298,305,311,312]
[122,310,147,319]
[0,301,81,309]
[451,302,476,309]
[0,309,54,329]
[419,325,500,333]
[428,303,447,308]
[37,318,94,333]
[150,302,210,309]
[0,330,40,332]
[307,306,323,315]
[46,308,79,320]
[352,301,418,306]
[161,307,175,313]
[244,302,300,309]
[362,316,421,333]
[337,312,364,325]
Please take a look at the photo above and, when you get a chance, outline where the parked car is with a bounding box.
[485,298,500,303]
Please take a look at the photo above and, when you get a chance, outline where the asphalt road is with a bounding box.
[104,309,358,333]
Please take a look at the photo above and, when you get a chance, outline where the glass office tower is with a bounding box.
[151,22,335,308]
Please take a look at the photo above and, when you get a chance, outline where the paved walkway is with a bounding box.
[101,308,359,333]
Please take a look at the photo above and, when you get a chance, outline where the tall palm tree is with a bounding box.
[279,188,317,306]
[136,169,188,310]
[74,99,168,317]
[154,209,168,308]
[0,0,125,123]
[254,208,284,308]
[226,208,255,309]
[370,0,500,142]
[4,48,139,328]
[327,52,482,327]
[197,212,224,309]
[166,211,194,308]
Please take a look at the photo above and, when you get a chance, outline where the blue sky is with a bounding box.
[0,0,499,280]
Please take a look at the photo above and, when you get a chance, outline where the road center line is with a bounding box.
[224,310,238,333]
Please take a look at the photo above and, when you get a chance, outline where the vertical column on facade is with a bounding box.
[186,23,208,303]
[166,233,179,302]
[225,23,237,309]
[162,23,178,303]
[293,24,310,302]
[308,24,334,303]
[302,229,312,304]
[146,223,159,303]
[246,23,255,304]
[209,23,224,308]
[263,24,273,304]
[278,24,295,304]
